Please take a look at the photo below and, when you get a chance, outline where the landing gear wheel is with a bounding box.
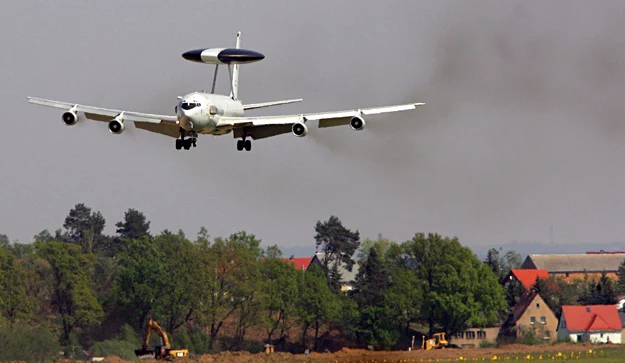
[192,139,197,147]
[237,140,244,151]
[244,140,252,151]
[175,139,182,150]
[183,139,192,150]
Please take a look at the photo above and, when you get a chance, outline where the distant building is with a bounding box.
[520,254,625,281]
[499,292,558,342]
[281,256,312,270]
[557,305,622,344]
[452,326,500,348]
[502,269,550,291]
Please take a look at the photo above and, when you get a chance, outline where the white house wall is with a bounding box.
[588,331,621,344]
[562,331,621,344]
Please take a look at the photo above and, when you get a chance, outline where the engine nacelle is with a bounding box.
[62,110,78,126]
[350,116,365,131]
[292,122,308,137]
[108,117,125,134]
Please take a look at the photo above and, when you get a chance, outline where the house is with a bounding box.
[452,326,500,348]
[281,256,312,270]
[557,305,622,344]
[499,292,558,342]
[309,252,359,291]
[502,269,550,291]
[520,254,625,281]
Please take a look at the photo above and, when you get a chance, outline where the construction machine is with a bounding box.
[422,332,449,350]
[134,318,189,360]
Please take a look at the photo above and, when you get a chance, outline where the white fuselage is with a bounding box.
[176,92,244,134]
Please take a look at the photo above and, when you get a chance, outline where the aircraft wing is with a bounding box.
[27,97,180,138]
[243,98,303,110]
[219,102,424,140]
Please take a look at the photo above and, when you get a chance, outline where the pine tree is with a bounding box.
[115,208,151,240]
[617,259,625,295]
[354,248,388,308]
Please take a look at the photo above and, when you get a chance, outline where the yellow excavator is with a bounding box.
[134,318,189,360]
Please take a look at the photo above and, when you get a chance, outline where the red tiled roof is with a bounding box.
[510,269,550,290]
[282,257,312,270]
[561,305,621,332]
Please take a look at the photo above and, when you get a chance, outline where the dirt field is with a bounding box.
[88,343,621,363]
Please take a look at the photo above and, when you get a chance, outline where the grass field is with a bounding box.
[303,345,625,363]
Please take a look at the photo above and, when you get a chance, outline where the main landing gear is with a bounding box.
[175,129,197,150]
[237,138,252,151]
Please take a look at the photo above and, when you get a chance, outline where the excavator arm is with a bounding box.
[141,318,171,349]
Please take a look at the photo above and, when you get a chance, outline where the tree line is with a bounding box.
[1,204,622,362]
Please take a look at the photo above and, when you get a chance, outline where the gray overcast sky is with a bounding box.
[2,1,625,254]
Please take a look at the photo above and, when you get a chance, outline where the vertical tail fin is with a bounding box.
[230,31,241,100]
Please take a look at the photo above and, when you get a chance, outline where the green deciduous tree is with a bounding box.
[152,232,204,334]
[0,325,60,363]
[229,231,264,259]
[0,245,33,322]
[298,263,337,351]
[36,241,104,343]
[259,257,300,343]
[265,244,283,259]
[402,233,506,336]
[357,238,394,263]
[386,264,422,335]
[114,236,168,332]
[194,235,261,349]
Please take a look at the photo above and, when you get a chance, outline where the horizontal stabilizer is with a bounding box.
[243,98,303,110]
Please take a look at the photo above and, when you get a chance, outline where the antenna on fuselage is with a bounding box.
[229,32,241,101]
[211,65,219,94]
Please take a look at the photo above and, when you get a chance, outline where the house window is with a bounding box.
[540,316,546,325]
[530,316,536,325]
[455,332,464,339]
[466,331,476,339]
[477,331,486,339]
[566,272,570,278]
[536,303,540,308]
[545,331,551,340]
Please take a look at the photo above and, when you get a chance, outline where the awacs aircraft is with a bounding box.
[28,32,424,151]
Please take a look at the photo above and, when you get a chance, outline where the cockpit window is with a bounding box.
[180,102,200,110]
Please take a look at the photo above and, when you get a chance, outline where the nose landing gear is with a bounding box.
[236,138,252,151]
[175,129,197,150]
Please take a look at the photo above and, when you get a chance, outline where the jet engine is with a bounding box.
[62,110,78,126]
[350,116,365,131]
[108,116,125,134]
[292,122,308,137]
